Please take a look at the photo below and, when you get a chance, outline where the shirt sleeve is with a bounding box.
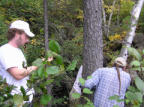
[0,50,19,70]
[84,68,103,90]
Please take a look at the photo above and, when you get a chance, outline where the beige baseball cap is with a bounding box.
[10,20,35,37]
[114,57,126,67]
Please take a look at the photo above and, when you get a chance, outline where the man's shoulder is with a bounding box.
[0,43,8,48]
[0,43,8,51]
[0,43,12,50]
[97,67,113,71]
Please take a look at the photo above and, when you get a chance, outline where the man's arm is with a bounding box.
[7,56,53,80]
[7,66,38,80]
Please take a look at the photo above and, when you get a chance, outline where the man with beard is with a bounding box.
[0,20,52,106]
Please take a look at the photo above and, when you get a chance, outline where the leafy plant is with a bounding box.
[71,77,94,107]
[0,40,77,106]
[124,47,144,106]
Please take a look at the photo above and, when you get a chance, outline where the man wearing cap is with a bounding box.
[0,20,52,106]
[80,57,131,107]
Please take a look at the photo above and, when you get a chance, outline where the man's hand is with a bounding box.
[47,56,53,62]
[42,56,53,62]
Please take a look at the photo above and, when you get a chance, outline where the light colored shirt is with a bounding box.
[84,67,131,107]
[0,43,34,102]
[73,65,83,94]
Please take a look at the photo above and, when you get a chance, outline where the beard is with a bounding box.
[16,36,23,47]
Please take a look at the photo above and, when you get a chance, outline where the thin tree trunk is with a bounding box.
[120,0,144,60]
[44,0,49,52]
[101,0,107,37]
[107,0,117,37]
[117,0,120,27]
[43,0,52,107]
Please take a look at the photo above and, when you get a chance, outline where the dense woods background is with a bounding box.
[1,0,144,106]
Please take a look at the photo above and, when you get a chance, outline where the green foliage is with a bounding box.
[40,95,51,105]
[87,76,92,79]
[108,95,125,107]
[13,94,23,106]
[0,77,16,107]
[0,40,77,106]
[67,60,78,71]
[83,88,93,94]
[46,66,59,74]
[126,47,142,61]
[0,0,143,106]
[49,40,61,54]
[124,47,144,106]
[52,97,66,105]
[72,93,81,99]
[72,77,94,106]
[28,40,77,106]
[79,78,85,86]
[135,76,144,93]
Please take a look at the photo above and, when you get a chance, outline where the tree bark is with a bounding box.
[82,0,103,104]
[44,0,49,52]
[120,0,144,60]
[43,0,52,107]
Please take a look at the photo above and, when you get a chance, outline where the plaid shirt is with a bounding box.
[84,67,131,107]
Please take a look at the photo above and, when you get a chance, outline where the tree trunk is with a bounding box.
[44,0,49,52]
[43,0,52,107]
[101,0,107,37]
[82,0,103,104]
[120,0,144,60]
[107,0,117,37]
[117,0,120,27]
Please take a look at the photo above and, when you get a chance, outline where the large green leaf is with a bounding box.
[87,76,92,79]
[131,60,141,66]
[109,95,120,100]
[32,58,43,67]
[46,66,59,74]
[126,47,142,61]
[128,86,136,93]
[85,102,94,107]
[46,50,53,59]
[49,40,60,53]
[131,67,144,72]
[72,93,81,99]
[39,84,47,94]
[67,60,77,71]
[55,55,63,64]
[83,88,93,94]
[13,94,23,106]
[126,91,143,103]
[20,86,26,97]
[37,67,44,78]
[40,95,51,105]
[135,76,144,93]
[79,78,85,86]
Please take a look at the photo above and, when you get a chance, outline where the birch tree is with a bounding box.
[120,0,144,60]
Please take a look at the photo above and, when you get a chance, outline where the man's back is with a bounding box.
[84,67,131,107]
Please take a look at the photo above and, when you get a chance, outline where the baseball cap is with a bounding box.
[10,20,35,37]
[114,57,126,67]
